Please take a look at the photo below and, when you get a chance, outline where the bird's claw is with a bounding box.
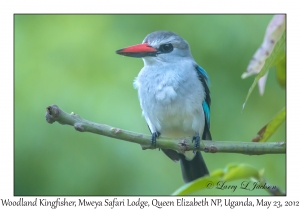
[151,132,160,149]
[192,134,200,154]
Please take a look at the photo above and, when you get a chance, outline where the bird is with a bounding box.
[116,31,212,183]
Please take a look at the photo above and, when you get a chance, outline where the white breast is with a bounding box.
[134,60,206,139]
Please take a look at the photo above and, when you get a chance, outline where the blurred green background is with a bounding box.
[14,14,285,195]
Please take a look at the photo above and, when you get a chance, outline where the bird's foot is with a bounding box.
[192,133,200,154]
[151,132,160,149]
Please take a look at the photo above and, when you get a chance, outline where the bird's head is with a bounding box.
[116,31,193,65]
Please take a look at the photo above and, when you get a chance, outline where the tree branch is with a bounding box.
[45,105,286,155]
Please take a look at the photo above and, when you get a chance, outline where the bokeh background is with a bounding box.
[14,14,286,195]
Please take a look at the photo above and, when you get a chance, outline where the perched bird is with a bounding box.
[116,31,212,183]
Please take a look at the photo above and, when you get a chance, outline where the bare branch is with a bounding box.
[45,105,286,155]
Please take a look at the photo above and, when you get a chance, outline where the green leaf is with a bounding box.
[172,163,262,195]
[223,163,261,181]
[276,56,286,88]
[172,175,221,196]
[252,108,286,142]
[242,31,286,109]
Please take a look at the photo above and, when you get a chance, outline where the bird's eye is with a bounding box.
[159,43,173,53]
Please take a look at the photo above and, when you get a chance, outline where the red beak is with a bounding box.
[116,43,157,58]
